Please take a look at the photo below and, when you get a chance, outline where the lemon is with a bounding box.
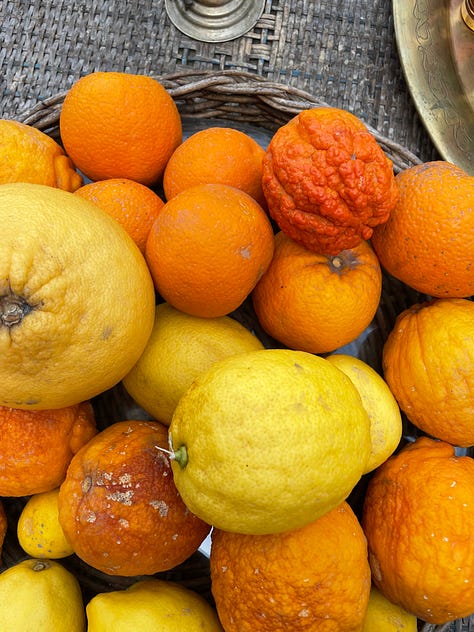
[0,182,155,410]
[17,488,75,559]
[122,302,264,425]
[0,558,85,631]
[86,579,223,631]
[169,348,371,534]
[363,586,418,631]
[327,354,402,473]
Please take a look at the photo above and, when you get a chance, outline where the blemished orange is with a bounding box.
[210,501,371,632]
[58,420,211,577]
[371,161,474,297]
[362,436,474,624]
[382,297,474,447]
[0,119,82,191]
[74,178,165,253]
[262,107,399,255]
[0,402,97,496]
[145,183,275,318]
[59,71,182,185]
[252,231,382,354]
[163,126,267,207]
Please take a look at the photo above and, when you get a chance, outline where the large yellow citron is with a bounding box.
[0,182,155,409]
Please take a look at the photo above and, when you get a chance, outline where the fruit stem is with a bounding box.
[173,445,188,469]
[0,293,33,327]
[32,560,50,572]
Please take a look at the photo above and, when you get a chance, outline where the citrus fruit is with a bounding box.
[382,297,474,447]
[163,126,267,207]
[210,501,371,632]
[262,107,399,255]
[0,182,155,409]
[0,559,85,632]
[122,302,264,425]
[58,419,211,576]
[86,579,224,631]
[145,183,274,318]
[0,119,82,191]
[74,178,165,253]
[371,161,474,298]
[362,436,474,624]
[59,71,182,185]
[17,488,75,559]
[362,586,418,632]
[252,231,382,354]
[169,348,371,534]
[0,402,96,496]
[327,354,402,473]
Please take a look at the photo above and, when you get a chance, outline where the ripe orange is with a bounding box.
[163,126,267,207]
[145,183,274,318]
[210,501,371,631]
[59,71,182,185]
[371,161,474,297]
[74,178,165,253]
[252,231,382,354]
[58,419,211,577]
[382,297,474,447]
[0,402,97,496]
[362,436,474,624]
[0,119,82,191]
[262,107,399,255]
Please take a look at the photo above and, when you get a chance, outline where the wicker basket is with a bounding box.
[4,69,474,632]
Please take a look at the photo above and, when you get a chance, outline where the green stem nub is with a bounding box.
[173,445,188,469]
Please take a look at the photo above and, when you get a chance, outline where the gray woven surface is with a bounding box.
[1,0,441,163]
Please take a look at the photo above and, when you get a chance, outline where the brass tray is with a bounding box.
[393,0,474,174]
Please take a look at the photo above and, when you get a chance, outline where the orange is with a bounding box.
[0,182,155,410]
[252,231,382,354]
[59,71,182,185]
[210,501,371,631]
[362,436,474,624]
[74,178,165,253]
[58,419,211,577]
[0,402,97,496]
[382,297,474,447]
[163,126,267,207]
[145,183,274,318]
[0,119,82,191]
[371,161,474,297]
[262,107,399,255]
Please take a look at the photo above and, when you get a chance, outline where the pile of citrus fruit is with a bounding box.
[0,70,472,631]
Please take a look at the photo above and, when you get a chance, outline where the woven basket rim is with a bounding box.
[15,69,422,174]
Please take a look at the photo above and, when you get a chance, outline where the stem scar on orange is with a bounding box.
[262,107,399,255]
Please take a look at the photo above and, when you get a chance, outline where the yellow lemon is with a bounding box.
[327,354,402,473]
[17,488,75,559]
[86,579,223,631]
[0,558,85,631]
[169,348,371,534]
[122,302,264,425]
[363,586,418,631]
[0,182,155,410]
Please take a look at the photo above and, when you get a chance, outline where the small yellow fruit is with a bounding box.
[0,558,85,631]
[169,348,371,534]
[363,586,418,631]
[122,302,264,425]
[86,579,223,631]
[17,488,75,559]
[327,353,402,473]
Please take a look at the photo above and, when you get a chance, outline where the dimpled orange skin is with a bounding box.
[58,420,211,577]
[371,161,474,298]
[262,107,399,255]
[210,502,371,632]
[382,298,474,447]
[0,402,97,497]
[362,436,474,624]
[252,232,382,354]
